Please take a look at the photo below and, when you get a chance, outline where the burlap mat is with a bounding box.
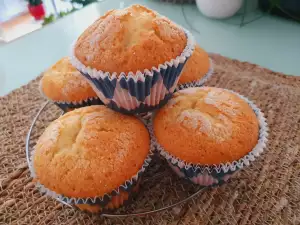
[1,54,299,225]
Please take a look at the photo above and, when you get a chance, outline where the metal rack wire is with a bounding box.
[25,101,208,217]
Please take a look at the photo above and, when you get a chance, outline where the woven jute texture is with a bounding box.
[1,54,300,225]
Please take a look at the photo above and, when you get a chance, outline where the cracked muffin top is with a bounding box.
[40,57,97,102]
[74,4,187,74]
[33,105,150,198]
[178,45,210,85]
[153,87,259,165]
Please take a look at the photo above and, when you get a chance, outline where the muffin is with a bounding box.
[40,57,103,112]
[71,4,195,114]
[31,105,152,213]
[177,45,213,90]
[151,87,268,186]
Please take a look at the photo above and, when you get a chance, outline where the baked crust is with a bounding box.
[178,45,210,84]
[40,57,97,102]
[74,4,187,74]
[33,106,150,198]
[153,87,259,165]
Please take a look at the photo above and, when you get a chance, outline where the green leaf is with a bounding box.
[58,8,77,18]
[42,14,55,26]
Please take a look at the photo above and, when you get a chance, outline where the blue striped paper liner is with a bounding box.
[71,29,195,114]
[149,88,269,186]
[54,97,104,112]
[28,123,155,210]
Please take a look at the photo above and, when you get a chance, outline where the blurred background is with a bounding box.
[1,0,74,42]
[0,0,299,96]
[0,0,299,43]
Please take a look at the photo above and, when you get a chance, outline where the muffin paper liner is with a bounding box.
[54,97,104,112]
[70,29,195,114]
[28,134,155,207]
[39,80,103,112]
[176,58,214,90]
[149,88,269,186]
[74,185,140,213]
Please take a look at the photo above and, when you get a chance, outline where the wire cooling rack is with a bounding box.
[25,101,208,217]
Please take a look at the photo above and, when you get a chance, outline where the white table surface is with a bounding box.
[0,0,300,96]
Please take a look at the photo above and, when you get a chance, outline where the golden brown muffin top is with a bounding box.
[178,45,210,85]
[153,87,259,165]
[40,57,97,102]
[33,106,150,198]
[74,4,187,74]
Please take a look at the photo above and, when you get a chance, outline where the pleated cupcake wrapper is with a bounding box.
[149,88,269,185]
[70,29,195,114]
[54,97,104,112]
[28,139,155,206]
[74,181,140,213]
[38,81,103,111]
[176,58,214,90]
[166,160,237,186]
